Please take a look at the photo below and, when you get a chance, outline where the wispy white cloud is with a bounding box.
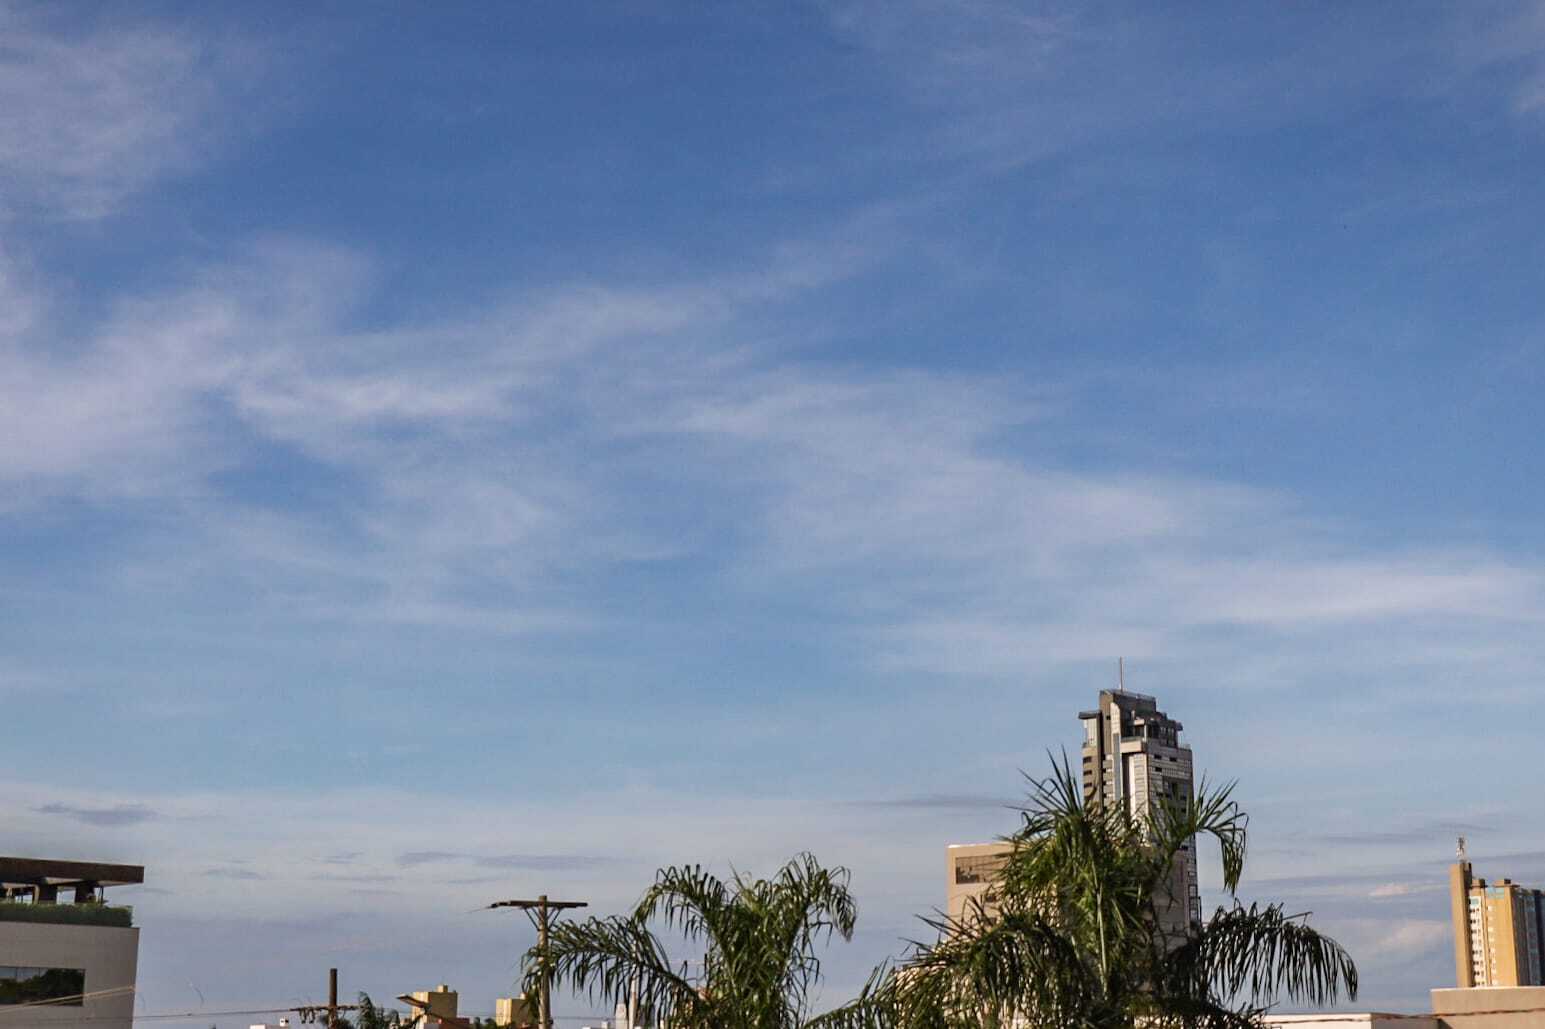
[0,776,968,926]
[1446,1,1545,115]
[0,4,256,219]
[33,802,160,827]
[643,359,1545,677]
[1348,918,1451,960]
[0,275,242,502]
[1369,882,1440,899]
[822,0,1545,178]
[8,226,1545,672]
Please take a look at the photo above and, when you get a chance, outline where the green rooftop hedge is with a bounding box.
[0,902,133,928]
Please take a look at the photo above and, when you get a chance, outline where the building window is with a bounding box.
[954,854,1009,884]
[0,967,85,1007]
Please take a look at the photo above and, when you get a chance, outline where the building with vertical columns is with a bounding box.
[1450,858,1545,987]
[1078,688,1200,934]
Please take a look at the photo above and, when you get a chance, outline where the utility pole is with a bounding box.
[486,894,588,1029]
[294,970,358,1026]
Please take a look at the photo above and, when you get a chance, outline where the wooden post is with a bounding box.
[485,895,588,1029]
[538,896,550,1029]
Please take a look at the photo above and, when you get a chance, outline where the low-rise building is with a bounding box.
[0,856,143,1029]
[401,983,477,1027]
[1432,985,1545,1027]
[1264,1016,1437,1029]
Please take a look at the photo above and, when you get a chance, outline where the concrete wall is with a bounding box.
[0,920,139,1029]
[1433,986,1545,1027]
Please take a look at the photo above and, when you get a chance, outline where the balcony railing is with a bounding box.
[0,901,133,928]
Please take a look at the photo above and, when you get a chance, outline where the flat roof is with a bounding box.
[0,857,144,888]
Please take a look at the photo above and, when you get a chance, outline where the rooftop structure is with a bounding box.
[0,856,143,1029]
[0,857,143,897]
[401,984,470,1028]
[1432,984,1545,1027]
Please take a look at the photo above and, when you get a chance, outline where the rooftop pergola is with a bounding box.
[0,857,144,902]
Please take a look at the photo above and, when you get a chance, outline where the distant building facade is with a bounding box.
[944,685,1200,933]
[0,856,143,1029]
[945,842,1013,923]
[405,984,462,1026]
[1450,859,1545,987]
[496,994,535,1027]
[1078,688,1200,933]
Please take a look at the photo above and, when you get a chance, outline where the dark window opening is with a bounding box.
[0,967,86,1006]
[954,854,1009,884]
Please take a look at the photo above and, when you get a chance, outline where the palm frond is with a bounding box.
[534,855,860,1029]
[1170,902,1358,1010]
[636,863,732,944]
[1147,777,1248,895]
[897,898,1098,1029]
[889,755,1356,1028]
[527,913,704,1025]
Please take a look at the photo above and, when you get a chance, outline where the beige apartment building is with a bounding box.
[1450,857,1545,988]
[945,842,1013,923]
[401,983,464,1026]
[400,984,533,1027]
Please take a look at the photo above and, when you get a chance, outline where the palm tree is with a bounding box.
[523,853,861,1029]
[847,757,1357,1029]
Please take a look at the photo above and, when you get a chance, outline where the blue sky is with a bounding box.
[5,0,1545,1020]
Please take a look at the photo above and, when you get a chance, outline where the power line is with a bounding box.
[0,984,136,1014]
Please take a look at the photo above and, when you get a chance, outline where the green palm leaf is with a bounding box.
[859,755,1356,1028]
[526,853,858,1029]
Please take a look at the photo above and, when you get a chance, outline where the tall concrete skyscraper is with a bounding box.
[1078,686,1200,933]
[1450,852,1545,987]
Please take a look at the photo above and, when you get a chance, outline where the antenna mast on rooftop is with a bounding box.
[1118,656,1124,690]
